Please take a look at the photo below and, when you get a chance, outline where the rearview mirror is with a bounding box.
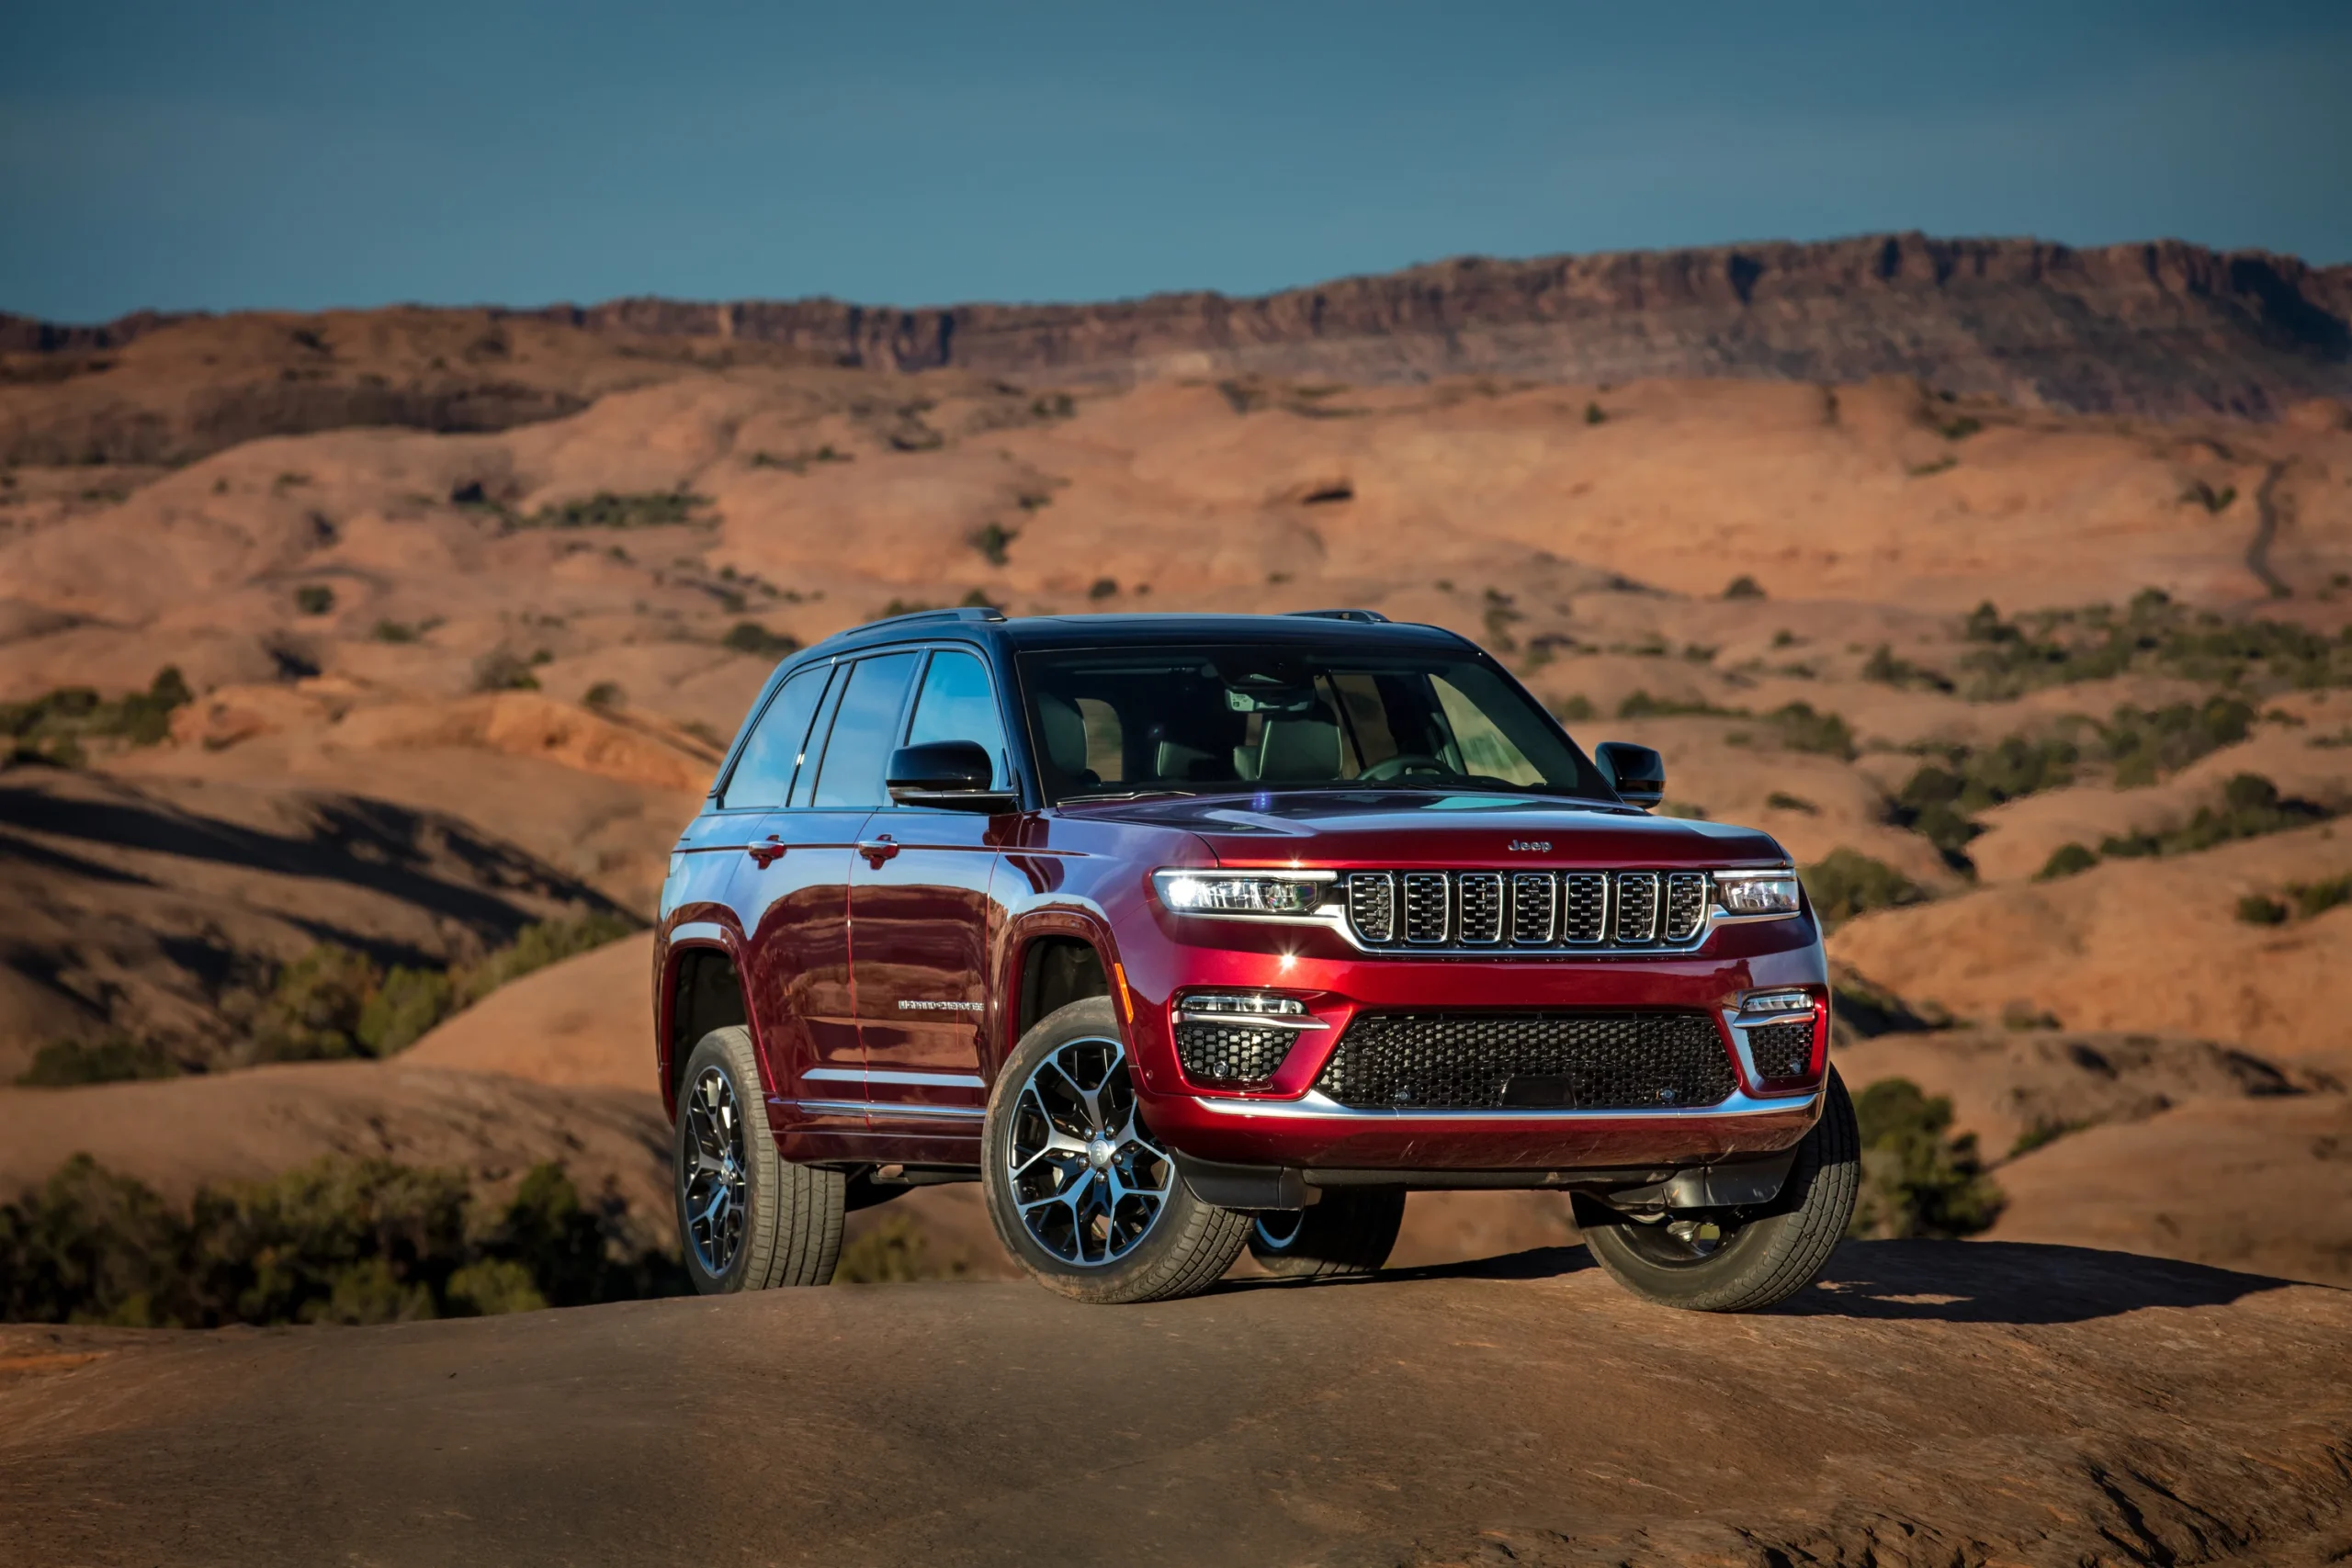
[1595,741,1666,810]
[887,741,1018,812]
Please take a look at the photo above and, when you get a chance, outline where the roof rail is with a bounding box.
[1283,608,1391,624]
[855,605,1008,632]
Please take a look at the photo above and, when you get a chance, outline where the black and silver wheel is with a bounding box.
[1576,1066,1860,1313]
[1249,1189,1406,1280]
[673,1026,844,1293]
[983,997,1250,1303]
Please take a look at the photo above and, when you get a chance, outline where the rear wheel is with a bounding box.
[1249,1189,1406,1279]
[673,1026,844,1292]
[1577,1067,1859,1313]
[983,997,1250,1304]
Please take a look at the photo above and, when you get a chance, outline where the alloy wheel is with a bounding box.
[682,1065,748,1277]
[1007,1036,1172,1267]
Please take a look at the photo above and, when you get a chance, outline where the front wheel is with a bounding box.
[1249,1189,1406,1280]
[1577,1067,1860,1313]
[982,997,1250,1304]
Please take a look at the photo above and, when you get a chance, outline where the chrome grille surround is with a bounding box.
[1324,869,1781,956]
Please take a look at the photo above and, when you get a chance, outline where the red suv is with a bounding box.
[655,608,1856,1309]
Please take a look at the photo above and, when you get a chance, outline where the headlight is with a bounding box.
[1152,869,1333,917]
[1715,872,1803,917]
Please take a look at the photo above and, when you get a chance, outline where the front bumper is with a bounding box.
[1123,908,1829,1176]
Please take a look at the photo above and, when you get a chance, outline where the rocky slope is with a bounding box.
[8,236,2349,455]
[3,1244,2348,1567]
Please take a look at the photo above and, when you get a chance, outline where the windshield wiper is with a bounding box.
[1066,787,1203,803]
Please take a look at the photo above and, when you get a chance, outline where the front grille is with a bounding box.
[1745,1020,1814,1080]
[1346,869,1716,953]
[1314,1011,1737,1111]
[1174,1021,1296,1084]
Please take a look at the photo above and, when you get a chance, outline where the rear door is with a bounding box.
[849,647,1011,1130]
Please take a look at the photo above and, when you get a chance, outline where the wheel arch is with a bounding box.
[1000,915,1127,1077]
[660,937,752,1118]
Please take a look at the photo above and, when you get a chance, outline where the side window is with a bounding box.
[810,651,921,809]
[721,663,831,808]
[905,650,1009,784]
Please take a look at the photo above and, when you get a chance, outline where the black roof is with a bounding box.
[799,609,1476,660]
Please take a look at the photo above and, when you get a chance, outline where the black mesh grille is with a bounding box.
[1403,873,1449,943]
[1664,872,1707,942]
[1562,873,1608,942]
[1746,1020,1814,1080]
[1459,873,1503,943]
[1348,873,1394,942]
[1314,1012,1736,1111]
[1510,873,1555,943]
[1614,873,1659,943]
[1175,1021,1296,1084]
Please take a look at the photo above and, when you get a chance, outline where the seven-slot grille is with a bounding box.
[1342,870,1711,952]
[1314,1011,1737,1111]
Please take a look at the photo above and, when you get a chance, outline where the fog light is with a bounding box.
[1179,993,1306,1017]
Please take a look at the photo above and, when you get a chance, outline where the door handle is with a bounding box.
[747,837,786,868]
[858,836,900,866]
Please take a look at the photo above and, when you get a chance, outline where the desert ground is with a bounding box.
[4,303,2351,1561]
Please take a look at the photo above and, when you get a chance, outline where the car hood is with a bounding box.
[1059,789,1787,869]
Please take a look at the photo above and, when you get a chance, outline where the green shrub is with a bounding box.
[250,945,380,1062]
[2098,773,2328,860]
[969,522,1018,566]
[2292,874,2352,919]
[356,966,455,1055]
[1089,578,1120,601]
[582,681,624,711]
[1584,401,1608,426]
[1553,694,1595,723]
[2037,842,2099,881]
[17,1034,181,1087]
[1722,575,1766,600]
[1894,734,2079,868]
[1765,790,1817,815]
[294,584,334,615]
[2008,1118,2089,1158]
[0,1154,687,1327]
[472,650,541,692]
[520,490,711,529]
[1769,702,1856,759]
[2236,893,2289,925]
[1800,849,1926,924]
[372,619,419,643]
[2180,479,2236,513]
[1616,691,1748,719]
[1959,592,2352,699]
[834,1215,966,1284]
[721,622,798,658]
[2102,697,2255,786]
[749,446,851,474]
[2,667,190,761]
[1860,645,1953,691]
[1847,1078,2004,1239]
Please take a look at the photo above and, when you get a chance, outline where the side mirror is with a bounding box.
[1595,740,1666,810]
[886,741,1018,812]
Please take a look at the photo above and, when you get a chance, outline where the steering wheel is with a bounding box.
[1360,753,1453,782]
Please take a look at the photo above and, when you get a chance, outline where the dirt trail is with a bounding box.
[3,1242,2347,1567]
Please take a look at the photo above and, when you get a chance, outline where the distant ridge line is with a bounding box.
[7,232,2349,419]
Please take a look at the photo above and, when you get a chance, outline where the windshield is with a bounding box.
[1016,645,1609,805]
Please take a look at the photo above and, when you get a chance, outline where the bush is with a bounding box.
[1769,702,1856,759]
[2097,773,2329,860]
[1722,575,1766,600]
[1894,734,2078,868]
[1616,691,1748,719]
[721,622,798,658]
[0,1154,687,1327]
[969,522,1018,566]
[2234,874,2352,926]
[2236,893,2289,925]
[1847,1078,2004,1240]
[294,584,334,615]
[1860,645,1953,692]
[472,650,541,693]
[250,945,380,1062]
[582,681,624,711]
[1088,578,1119,601]
[1765,790,1817,815]
[2037,842,2099,881]
[372,619,419,643]
[2,666,190,761]
[2102,697,2255,786]
[1958,592,2352,699]
[17,1034,181,1087]
[520,490,711,529]
[1801,849,1926,924]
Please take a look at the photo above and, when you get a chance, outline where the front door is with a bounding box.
[851,648,1010,1131]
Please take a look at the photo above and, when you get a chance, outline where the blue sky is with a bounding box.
[3,1,2347,322]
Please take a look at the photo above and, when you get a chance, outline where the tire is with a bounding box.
[673,1025,844,1292]
[983,997,1251,1304]
[1577,1066,1860,1313]
[1249,1189,1406,1280]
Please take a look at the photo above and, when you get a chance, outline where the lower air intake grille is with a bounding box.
[1314,1012,1736,1111]
[1745,1020,1815,1081]
[1174,1022,1296,1085]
